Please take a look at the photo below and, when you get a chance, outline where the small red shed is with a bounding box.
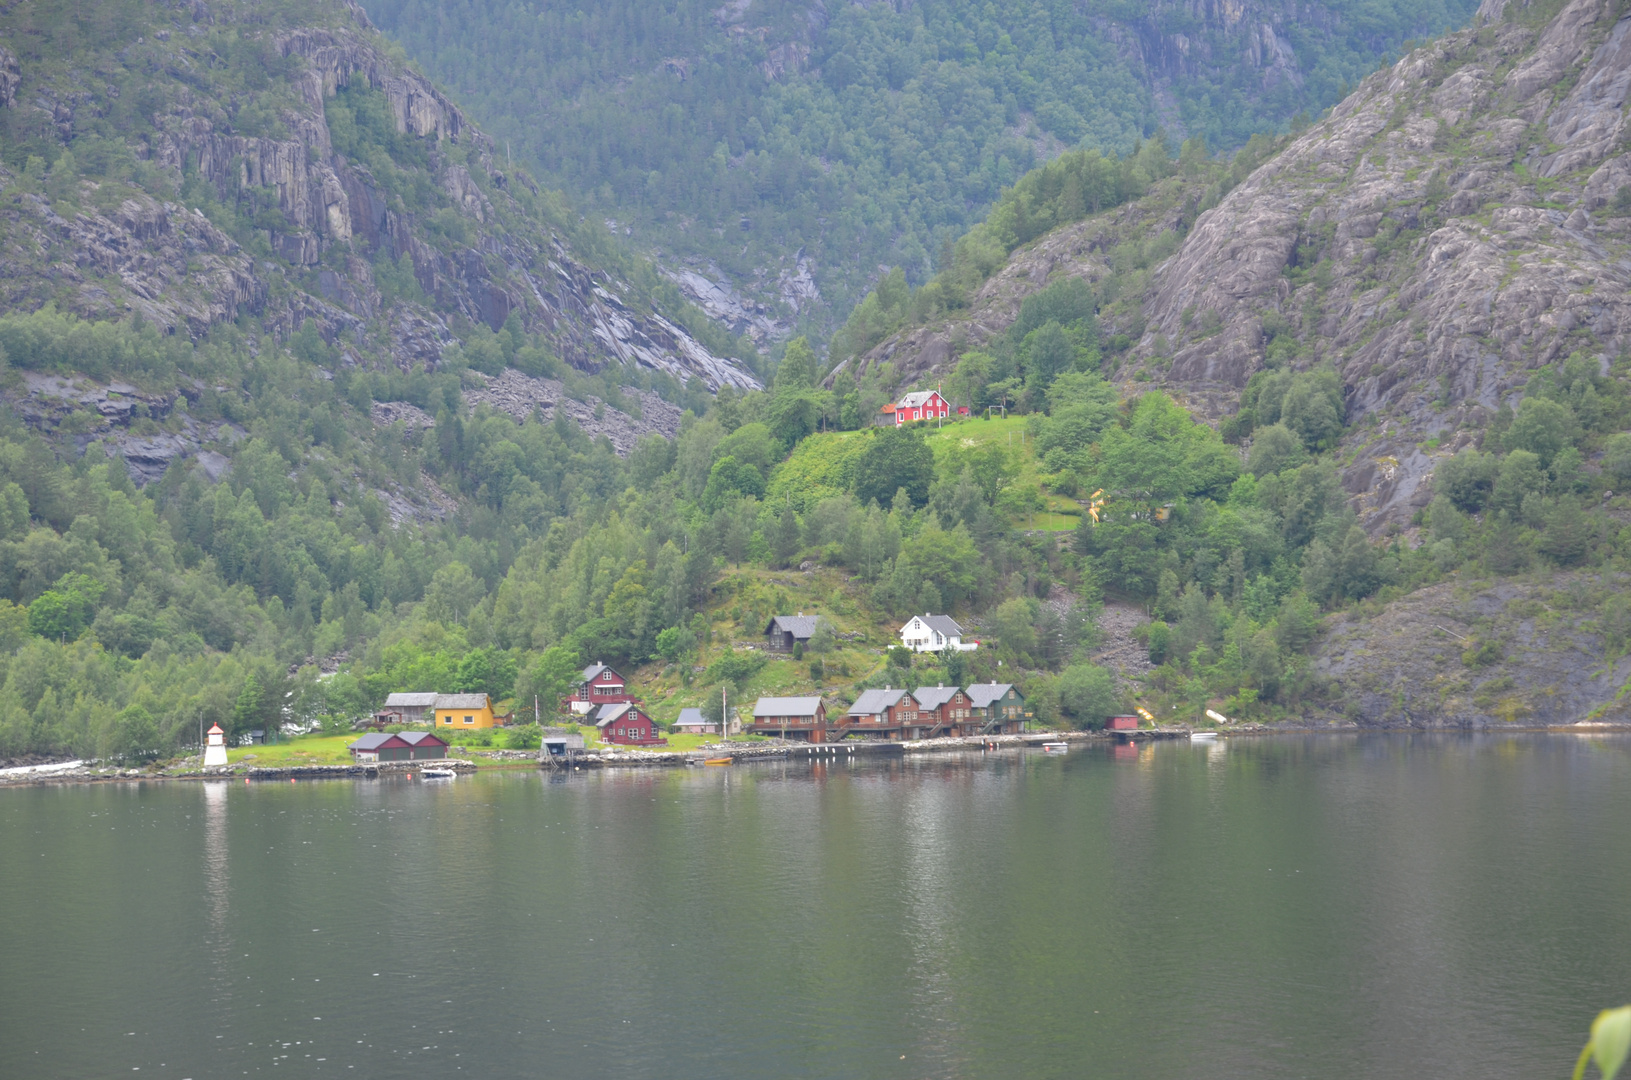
[1107,716,1139,731]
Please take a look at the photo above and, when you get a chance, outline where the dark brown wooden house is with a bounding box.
[763,614,820,652]
[911,685,977,738]
[750,696,827,742]
[843,688,920,740]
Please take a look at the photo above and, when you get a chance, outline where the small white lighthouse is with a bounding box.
[203,722,228,768]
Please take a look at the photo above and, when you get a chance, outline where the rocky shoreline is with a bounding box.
[5,723,1630,786]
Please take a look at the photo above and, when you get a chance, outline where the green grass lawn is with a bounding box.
[1014,511,1081,531]
[225,734,356,767]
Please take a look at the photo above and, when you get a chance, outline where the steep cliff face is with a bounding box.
[1141,0,1631,526]
[0,0,759,391]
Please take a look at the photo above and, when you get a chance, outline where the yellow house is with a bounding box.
[434,692,500,729]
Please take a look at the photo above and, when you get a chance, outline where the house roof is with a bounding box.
[593,702,634,728]
[898,390,943,407]
[764,614,820,639]
[675,708,712,727]
[912,686,960,711]
[581,663,621,683]
[848,688,910,716]
[753,696,824,718]
[384,692,439,707]
[965,683,1016,708]
[434,693,489,710]
[349,732,405,750]
[398,731,447,747]
[906,614,964,637]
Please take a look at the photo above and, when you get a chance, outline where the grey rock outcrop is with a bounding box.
[1139,0,1631,527]
[848,0,1631,533]
[0,3,757,392]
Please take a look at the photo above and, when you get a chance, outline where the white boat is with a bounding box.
[420,767,458,779]
[1041,741,1069,755]
[1190,731,1218,742]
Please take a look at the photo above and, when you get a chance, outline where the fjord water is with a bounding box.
[2,736,1629,1079]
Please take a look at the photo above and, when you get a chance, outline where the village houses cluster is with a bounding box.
[349,610,1028,760]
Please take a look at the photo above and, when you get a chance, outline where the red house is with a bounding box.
[569,663,638,714]
[892,390,950,426]
[1107,715,1139,730]
[911,685,977,738]
[843,688,921,740]
[592,702,668,746]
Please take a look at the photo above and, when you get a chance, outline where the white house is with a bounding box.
[899,614,977,653]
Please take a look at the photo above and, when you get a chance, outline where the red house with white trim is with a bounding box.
[592,702,667,746]
[568,663,638,714]
[891,390,950,426]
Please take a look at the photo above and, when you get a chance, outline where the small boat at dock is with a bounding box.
[1041,742,1069,755]
[704,757,733,766]
[421,767,458,779]
[1190,731,1218,742]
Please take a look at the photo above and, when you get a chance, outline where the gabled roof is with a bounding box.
[581,663,622,683]
[675,708,711,726]
[848,688,910,716]
[905,614,964,637]
[753,696,823,718]
[349,732,406,750]
[764,615,820,639]
[593,702,634,728]
[912,686,959,711]
[398,731,447,747]
[435,693,490,710]
[384,692,439,707]
[965,683,1017,708]
[898,390,943,407]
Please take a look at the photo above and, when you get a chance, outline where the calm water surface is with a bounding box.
[2,734,1629,1079]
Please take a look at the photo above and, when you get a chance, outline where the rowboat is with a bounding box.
[704,757,733,766]
[1041,741,1069,755]
[1189,731,1218,742]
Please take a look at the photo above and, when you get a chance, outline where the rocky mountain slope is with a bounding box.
[1138,0,1631,529]
[856,0,1631,531]
[0,0,759,393]
[363,0,1478,344]
[837,0,1631,728]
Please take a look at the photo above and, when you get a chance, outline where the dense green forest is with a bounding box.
[363,0,1480,329]
[9,276,1629,761]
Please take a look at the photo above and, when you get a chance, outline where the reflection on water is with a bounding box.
[2,736,1630,1080]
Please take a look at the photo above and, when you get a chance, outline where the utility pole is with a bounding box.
[721,684,729,743]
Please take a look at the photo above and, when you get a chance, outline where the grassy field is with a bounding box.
[222,732,533,769]
[226,734,356,767]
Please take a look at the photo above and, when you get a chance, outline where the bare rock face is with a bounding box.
[0,4,757,393]
[1312,572,1631,727]
[1139,0,1631,528]
[461,369,684,455]
[848,0,1631,534]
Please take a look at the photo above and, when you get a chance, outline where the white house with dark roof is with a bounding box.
[900,614,976,653]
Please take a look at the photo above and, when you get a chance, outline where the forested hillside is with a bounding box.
[362,0,1480,339]
[825,0,1631,727]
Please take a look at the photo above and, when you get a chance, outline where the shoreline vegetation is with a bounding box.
[5,723,1631,785]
